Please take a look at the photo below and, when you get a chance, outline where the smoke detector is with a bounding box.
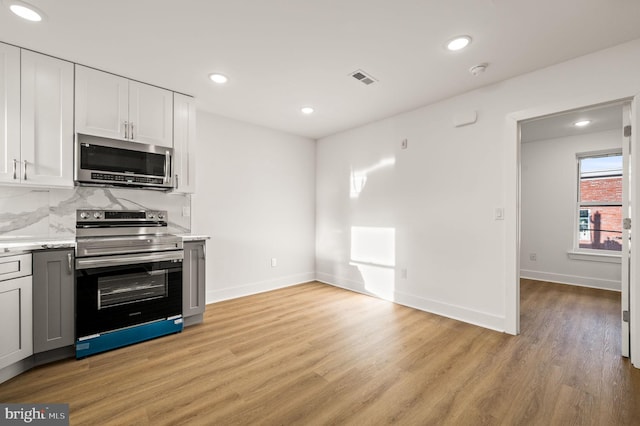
[350,69,378,85]
[469,63,488,76]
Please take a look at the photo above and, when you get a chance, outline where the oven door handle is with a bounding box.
[75,251,183,270]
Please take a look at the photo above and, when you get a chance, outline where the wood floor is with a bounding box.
[1,279,640,425]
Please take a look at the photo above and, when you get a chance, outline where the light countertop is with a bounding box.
[176,234,210,242]
[0,238,76,254]
[0,234,208,254]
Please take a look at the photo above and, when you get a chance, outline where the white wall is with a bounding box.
[316,38,640,332]
[192,112,316,303]
[520,129,622,291]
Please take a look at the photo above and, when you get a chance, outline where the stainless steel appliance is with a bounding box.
[75,134,174,190]
[75,209,183,358]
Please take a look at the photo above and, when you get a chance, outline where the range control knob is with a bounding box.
[148,213,155,219]
[79,211,89,219]
[157,213,165,220]
[93,211,102,219]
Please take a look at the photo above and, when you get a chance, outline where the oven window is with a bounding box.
[98,270,168,309]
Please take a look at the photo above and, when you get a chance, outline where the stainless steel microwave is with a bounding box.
[75,134,174,190]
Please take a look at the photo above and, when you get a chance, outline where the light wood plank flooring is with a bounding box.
[1,279,640,425]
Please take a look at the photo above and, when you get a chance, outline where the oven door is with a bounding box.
[75,251,183,338]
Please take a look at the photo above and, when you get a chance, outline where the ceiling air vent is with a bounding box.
[350,69,377,85]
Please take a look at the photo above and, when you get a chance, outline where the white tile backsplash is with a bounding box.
[0,187,50,237]
[0,186,190,239]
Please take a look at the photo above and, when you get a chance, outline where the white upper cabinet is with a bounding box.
[0,43,20,184]
[75,65,128,141]
[173,93,196,193]
[129,81,174,147]
[0,45,73,187]
[75,65,173,147]
[20,50,74,187]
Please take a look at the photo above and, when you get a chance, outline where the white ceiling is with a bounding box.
[521,102,625,144]
[1,0,640,139]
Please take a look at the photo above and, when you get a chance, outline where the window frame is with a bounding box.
[573,149,623,257]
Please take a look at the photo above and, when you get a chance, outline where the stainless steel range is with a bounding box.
[75,209,184,358]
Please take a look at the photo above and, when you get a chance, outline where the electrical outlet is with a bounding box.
[529,253,537,261]
[182,206,191,217]
[271,258,277,267]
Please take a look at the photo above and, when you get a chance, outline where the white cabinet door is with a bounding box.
[75,65,128,140]
[76,66,173,147]
[173,93,196,193]
[0,43,20,184]
[0,276,33,370]
[21,51,74,187]
[129,81,173,147]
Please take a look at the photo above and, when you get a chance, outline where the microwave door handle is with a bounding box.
[164,151,171,184]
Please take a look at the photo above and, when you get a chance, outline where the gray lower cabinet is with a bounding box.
[183,241,205,325]
[0,253,33,374]
[33,249,75,353]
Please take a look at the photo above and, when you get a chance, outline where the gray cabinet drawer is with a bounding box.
[0,253,32,282]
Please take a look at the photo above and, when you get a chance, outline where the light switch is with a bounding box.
[495,208,504,220]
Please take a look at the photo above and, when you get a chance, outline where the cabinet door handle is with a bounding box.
[12,159,17,180]
[202,244,206,259]
[130,122,135,140]
[23,160,27,180]
[175,174,179,189]
[124,121,129,139]
[67,252,73,273]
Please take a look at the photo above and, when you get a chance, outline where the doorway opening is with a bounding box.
[517,100,632,357]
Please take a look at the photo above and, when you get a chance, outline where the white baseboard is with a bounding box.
[520,269,621,292]
[206,272,316,304]
[315,272,506,332]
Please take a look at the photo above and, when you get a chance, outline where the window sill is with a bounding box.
[567,250,622,264]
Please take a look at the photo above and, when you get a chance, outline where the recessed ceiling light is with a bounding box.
[7,1,44,22]
[574,120,591,127]
[446,35,471,51]
[301,107,314,115]
[208,73,228,84]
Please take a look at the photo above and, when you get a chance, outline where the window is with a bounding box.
[578,208,590,240]
[576,152,623,252]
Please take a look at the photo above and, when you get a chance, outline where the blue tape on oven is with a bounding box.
[75,317,183,358]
